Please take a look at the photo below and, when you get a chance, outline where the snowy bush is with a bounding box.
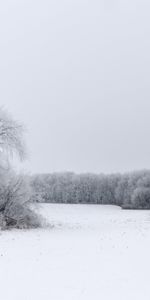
[131,187,150,209]
[1,174,43,229]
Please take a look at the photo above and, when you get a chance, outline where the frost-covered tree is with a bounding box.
[0,108,42,229]
[0,108,26,160]
[131,187,150,208]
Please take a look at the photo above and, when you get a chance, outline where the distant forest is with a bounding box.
[31,171,150,209]
[3,106,150,231]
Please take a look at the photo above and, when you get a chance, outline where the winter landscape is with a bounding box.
[0,105,150,298]
[1,107,150,300]
[0,204,150,300]
[1,0,150,299]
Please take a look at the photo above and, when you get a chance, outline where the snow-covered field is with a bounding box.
[0,204,150,300]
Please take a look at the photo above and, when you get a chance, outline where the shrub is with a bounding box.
[0,174,43,229]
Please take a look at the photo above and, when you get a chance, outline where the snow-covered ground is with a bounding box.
[0,204,150,300]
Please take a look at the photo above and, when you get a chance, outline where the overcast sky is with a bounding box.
[1,0,150,174]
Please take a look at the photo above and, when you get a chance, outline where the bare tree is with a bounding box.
[0,108,26,161]
[0,108,43,229]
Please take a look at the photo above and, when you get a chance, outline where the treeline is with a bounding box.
[31,170,150,209]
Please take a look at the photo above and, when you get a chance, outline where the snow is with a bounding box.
[0,204,150,300]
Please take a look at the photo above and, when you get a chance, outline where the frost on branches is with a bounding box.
[0,108,42,229]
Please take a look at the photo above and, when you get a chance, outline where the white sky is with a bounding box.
[1,0,150,174]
